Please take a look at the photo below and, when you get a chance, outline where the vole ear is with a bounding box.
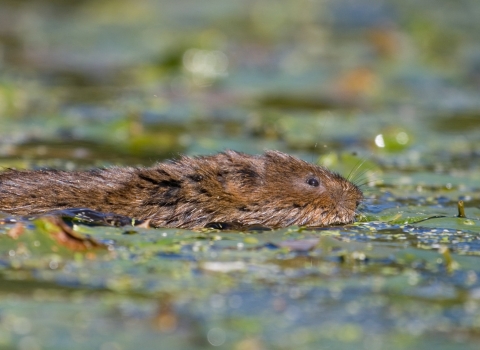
[263,150,318,177]
[264,150,290,160]
[263,151,293,178]
[223,149,245,158]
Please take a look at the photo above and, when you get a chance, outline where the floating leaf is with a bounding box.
[33,216,106,251]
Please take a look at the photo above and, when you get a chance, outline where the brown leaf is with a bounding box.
[135,219,152,229]
[153,295,178,333]
[6,223,25,239]
[35,216,105,251]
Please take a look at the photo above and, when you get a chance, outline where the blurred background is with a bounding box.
[2,2,480,349]
[0,0,479,171]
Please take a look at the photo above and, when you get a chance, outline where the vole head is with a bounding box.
[255,151,363,227]
[146,150,363,229]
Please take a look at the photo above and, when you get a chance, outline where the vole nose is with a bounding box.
[333,187,357,209]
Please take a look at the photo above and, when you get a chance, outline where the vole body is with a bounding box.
[0,151,363,229]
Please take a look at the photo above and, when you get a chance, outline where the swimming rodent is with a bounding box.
[0,150,363,229]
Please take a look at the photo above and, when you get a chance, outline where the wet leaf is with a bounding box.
[33,216,106,251]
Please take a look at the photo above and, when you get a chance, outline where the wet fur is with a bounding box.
[0,151,363,229]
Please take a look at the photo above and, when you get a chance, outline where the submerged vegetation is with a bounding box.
[0,0,480,349]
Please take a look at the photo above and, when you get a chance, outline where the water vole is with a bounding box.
[0,150,363,229]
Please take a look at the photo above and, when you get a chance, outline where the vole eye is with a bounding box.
[306,177,320,187]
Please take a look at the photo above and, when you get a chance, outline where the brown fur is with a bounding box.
[0,151,363,229]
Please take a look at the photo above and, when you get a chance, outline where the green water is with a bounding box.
[1,0,480,349]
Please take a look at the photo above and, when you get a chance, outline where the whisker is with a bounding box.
[356,179,382,188]
[353,171,385,187]
[351,165,381,185]
[358,195,378,200]
[347,157,368,181]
